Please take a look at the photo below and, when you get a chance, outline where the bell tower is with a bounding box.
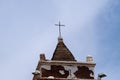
[32,22,96,80]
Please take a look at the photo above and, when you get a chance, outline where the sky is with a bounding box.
[0,0,120,80]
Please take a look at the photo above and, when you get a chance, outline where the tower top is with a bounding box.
[51,37,76,61]
[55,21,65,41]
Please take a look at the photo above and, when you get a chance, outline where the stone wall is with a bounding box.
[40,65,94,79]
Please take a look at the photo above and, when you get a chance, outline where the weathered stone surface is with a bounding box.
[74,66,94,79]
[42,65,69,78]
[51,41,76,61]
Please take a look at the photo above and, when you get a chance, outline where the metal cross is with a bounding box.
[55,21,65,37]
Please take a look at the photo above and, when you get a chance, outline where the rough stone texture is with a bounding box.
[42,65,69,78]
[33,60,96,80]
[74,66,94,79]
[51,41,76,61]
[39,61,96,66]
[40,65,94,79]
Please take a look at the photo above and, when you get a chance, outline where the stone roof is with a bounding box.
[51,37,76,61]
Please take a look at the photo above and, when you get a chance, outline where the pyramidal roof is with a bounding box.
[51,37,76,61]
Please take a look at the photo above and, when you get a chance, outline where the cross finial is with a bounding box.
[55,21,65,38]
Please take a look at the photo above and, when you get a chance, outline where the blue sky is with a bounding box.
[0,0,120,80]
